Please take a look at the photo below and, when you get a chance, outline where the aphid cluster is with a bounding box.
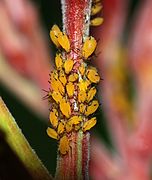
[46,1,103,155]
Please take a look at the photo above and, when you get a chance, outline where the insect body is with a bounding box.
[49,108,58,128]
[85,100,99,116]
[78,90,87,103]
[90,17,104,26]
[55,53,63,70]
[82,117,97,132]
[51,91,63,104]
[91,3,102,16]
[86,87,97,102]
[59,99,71,118]
[59,135,70,155]
[86,67,100,83]
[46,127,59,140]
[68,73,79,82]
[64,59,74,74]
[82,36,97,59]
[59,70,67,86]
[58,32,70,52]
[68,115,82,125]
[50,25,62,48]
[57,122,65,134]
[66,82,75,98]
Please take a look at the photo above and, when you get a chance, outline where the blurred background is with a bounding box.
[1,0,152,179]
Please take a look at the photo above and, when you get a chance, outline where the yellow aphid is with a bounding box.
[90,17,104,26]
[86,87,97,102]
[50,25,62,48]
[59,70,67,86]
[85,100,99,116]
[59,135,70,155]
[51,91,63,103]
[86,67,100,83]
[59,99,71,118]
[65,123,73,133]
[78,79,91,91]
[68,73,79,82]
[55,53,63,70]
[46,127,59,140]
[82,36,97,59]
[58,32,70,52]
[79,63,86,76]
[57,122,65,134]
[91,3,102,16]
[66,82,75,98]
[82,117,97,132]
[64,59,74,74]
[49,108,58,128]
[78,90,87,103]
[68,116,82,125]
[79,103,86,114]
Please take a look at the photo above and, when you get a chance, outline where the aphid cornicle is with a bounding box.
[82,117,97,132]
[86,67,100,83]
[59,135,70,155]
[85,100,99,116]
[55,53,63,70]
[64,59,74,74]
[46,127,59,140]
[49,108,58,128]
[82,36,97,59]
[90,17,104,26]
[91,3,102,16]
[66,82,75,98]
[50,25,62,48]
[58,32,70,52]
[59,99,71,118]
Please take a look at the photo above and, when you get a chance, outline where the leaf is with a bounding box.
[0,97,53,180]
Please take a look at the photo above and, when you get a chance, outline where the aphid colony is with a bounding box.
[46,1,102,155]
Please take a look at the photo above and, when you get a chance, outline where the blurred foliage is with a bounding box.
[0,0,141,176]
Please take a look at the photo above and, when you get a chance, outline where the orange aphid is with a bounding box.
[59,135,70,155]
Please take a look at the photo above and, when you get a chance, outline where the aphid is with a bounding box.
[82,36,97,59]
[86,87,97,102]
[50,25,62,48]
[91,3,102,16]
[78,79,91,91]
[82,117,97,132]
[57,122,65,134]
[78,63,86,76]
[66,82,75,98]
[51,91,63,104]
[55,53,63,70]
[85,100,99,116]
[50,70,58,80]
[79,103,86,114]
[59,70,67,86]
[68,115,82,125]
[58,32,70,52]
[68,73,79,82]
[59,135,70,155]
[46,127,59,140]
[90,17,104,26]
[59,99,71,118]
[49,108,58,128]
[65,123,73,133]
[78,90,87,103]
[86,67,100,83]
[64,59,74,74]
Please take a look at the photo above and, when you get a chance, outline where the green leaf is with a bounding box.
[0,97,53,180]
